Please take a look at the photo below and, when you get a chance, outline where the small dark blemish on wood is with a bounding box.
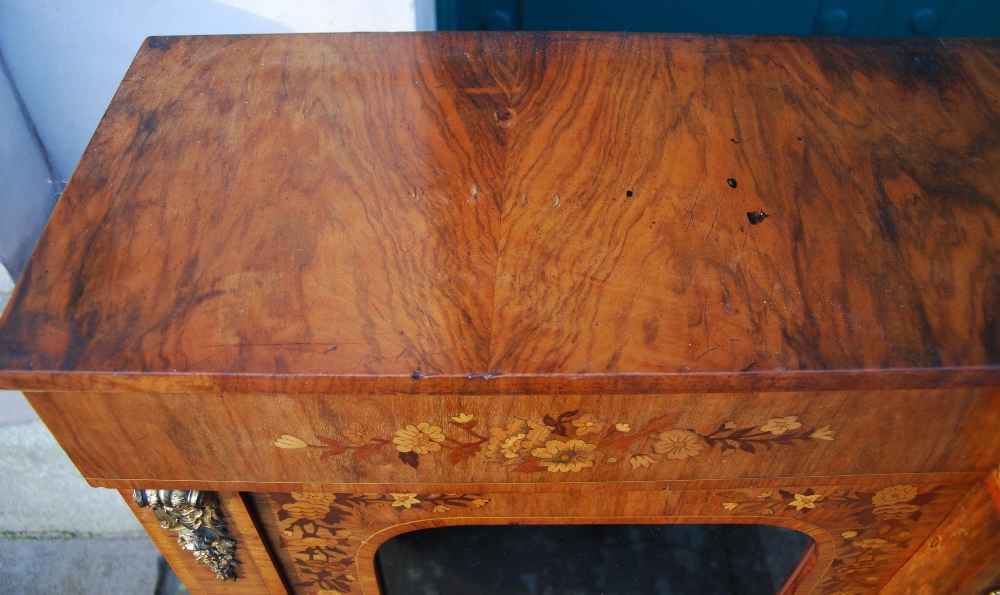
[796,137,803,141]
[626,190,633,197]
[747,211,769,225]
[730,138,739,144]
[147,37,178,51]
[911,56,939,72]
[727,178,738,188]
[741,360,757,373]
[322,345,339,354]
[411,371,425,379]
[496,110,513,122]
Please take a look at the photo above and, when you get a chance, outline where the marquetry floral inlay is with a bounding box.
[717,483,940,594]
[274,411,834,473]
[271,492,490,594]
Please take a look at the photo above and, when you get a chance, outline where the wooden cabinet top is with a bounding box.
[0,33,998,395]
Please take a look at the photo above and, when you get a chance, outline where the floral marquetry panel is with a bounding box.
[249,480,972,595]
[25,388,1000,490]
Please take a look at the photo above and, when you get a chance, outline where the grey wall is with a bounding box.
[0,0,424,279]
[0,52,57,278]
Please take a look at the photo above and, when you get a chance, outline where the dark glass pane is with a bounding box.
[375,523,813,595]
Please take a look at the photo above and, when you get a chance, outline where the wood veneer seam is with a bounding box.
[84,471,988,489]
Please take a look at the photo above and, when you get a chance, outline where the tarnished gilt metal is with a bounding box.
[133,489,239,581]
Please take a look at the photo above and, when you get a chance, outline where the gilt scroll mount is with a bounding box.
[133,489,239,581]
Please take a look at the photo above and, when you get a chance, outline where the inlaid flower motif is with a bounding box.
[722,502,739,511]
[852,538,891,550]
[341,422,371,443]
[874,502,921,519]
[471,498,490,507]
[433,505,451,513]
[500,434,527,459]
[841,531,858,539]
[615,423,631,432]
[652,430,705,460]
[835,559,878,575]
[283,500,331,519]
[393,423,445,454]
[485,419,549,463]
[872,485,918,507]
[572,414,606,435]
[274,435,308,449]
[524,419,551,444]
[760,416,802,435]
[291,492,336,506]
[810,425,835,440]
[787,493,822,511]
[630,454,655,469]
[606,457,618,463]
[451,413,474,423]
[298,537,340,547]
[293,548,337,564]
[872,485,921,518]
[390,494,420,509]
[532,439,598,472]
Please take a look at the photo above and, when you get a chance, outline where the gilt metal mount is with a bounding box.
[133,489,239,581]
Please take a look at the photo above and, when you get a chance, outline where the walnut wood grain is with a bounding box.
[0,34,998,394]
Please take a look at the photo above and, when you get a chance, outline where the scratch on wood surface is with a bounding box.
[694,346,720,361]
[685,180,705,230]
[400,297,434,326]
[781,118,806,155]
[185,346,231,371]
[705,194,725,241]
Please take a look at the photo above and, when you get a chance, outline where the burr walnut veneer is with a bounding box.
[1,32,999,594]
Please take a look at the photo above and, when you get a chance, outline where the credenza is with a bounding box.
[1,32,998,594]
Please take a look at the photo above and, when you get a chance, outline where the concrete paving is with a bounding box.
[0,537,160,594]
[0,389,164,593]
